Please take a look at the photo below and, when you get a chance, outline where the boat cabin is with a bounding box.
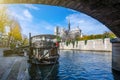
[30,34,59,65]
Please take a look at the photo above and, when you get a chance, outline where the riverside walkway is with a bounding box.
[0,48,29,80]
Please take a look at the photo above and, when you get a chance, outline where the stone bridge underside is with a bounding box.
[1,0,120,37]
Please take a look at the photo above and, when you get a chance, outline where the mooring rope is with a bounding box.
[43,55,58,80]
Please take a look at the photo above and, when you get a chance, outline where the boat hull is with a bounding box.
[28,55,59,66]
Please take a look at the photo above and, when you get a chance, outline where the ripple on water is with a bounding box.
[57,50,114,80]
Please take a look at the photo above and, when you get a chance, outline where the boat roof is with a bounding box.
[31,34,57,39]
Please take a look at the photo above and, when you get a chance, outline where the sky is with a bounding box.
[1,4,110,36]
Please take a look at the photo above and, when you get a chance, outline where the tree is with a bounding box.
[103,31,109,38]
[103,31,116,39]
[8,20,22,48]
[77,31,116,41]
[0,7,12,47]
[21,34,29,46]
[10,21,22,41]
[0,6,26,48]
[0,6,9,35]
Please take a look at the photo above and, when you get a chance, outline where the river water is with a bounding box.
[29,50,116,80]
[0,49,118,80]
[57,50,114,80]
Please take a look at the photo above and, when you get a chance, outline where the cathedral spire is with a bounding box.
[68,19,70,31]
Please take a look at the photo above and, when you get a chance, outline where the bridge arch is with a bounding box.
[1,0,120,37]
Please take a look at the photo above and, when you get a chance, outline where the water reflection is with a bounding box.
[28,64,59,80]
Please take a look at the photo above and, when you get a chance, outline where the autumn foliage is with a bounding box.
[76,32,116,41]
[0,6,28,48]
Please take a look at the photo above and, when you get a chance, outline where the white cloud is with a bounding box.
[6,5,34,36]
[5,4,110,36]
[23,9,32,19]
[39,21,54,31]
[67,8,77,13]
[9,8,33,22]
[65,13,110,35]
[66,13,85,26]
[10,11,24,21]
[0,4,6,9]
[20,20,55,36]
[24,4,39,10]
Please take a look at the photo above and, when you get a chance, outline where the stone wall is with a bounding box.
[60,38,112,51]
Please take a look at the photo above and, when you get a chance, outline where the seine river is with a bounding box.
[58,50,114,80]
[0,49,119,80]
[30,50,116,80]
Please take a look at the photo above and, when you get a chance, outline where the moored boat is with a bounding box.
[29,34,59,65]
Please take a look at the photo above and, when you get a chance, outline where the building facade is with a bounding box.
[54,21,82,41]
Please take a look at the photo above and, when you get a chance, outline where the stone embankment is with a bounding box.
[60,38,112,52]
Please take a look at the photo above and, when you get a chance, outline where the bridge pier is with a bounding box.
[111,38,120,72]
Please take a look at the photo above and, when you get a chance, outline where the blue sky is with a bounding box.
[1,4,110,36]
